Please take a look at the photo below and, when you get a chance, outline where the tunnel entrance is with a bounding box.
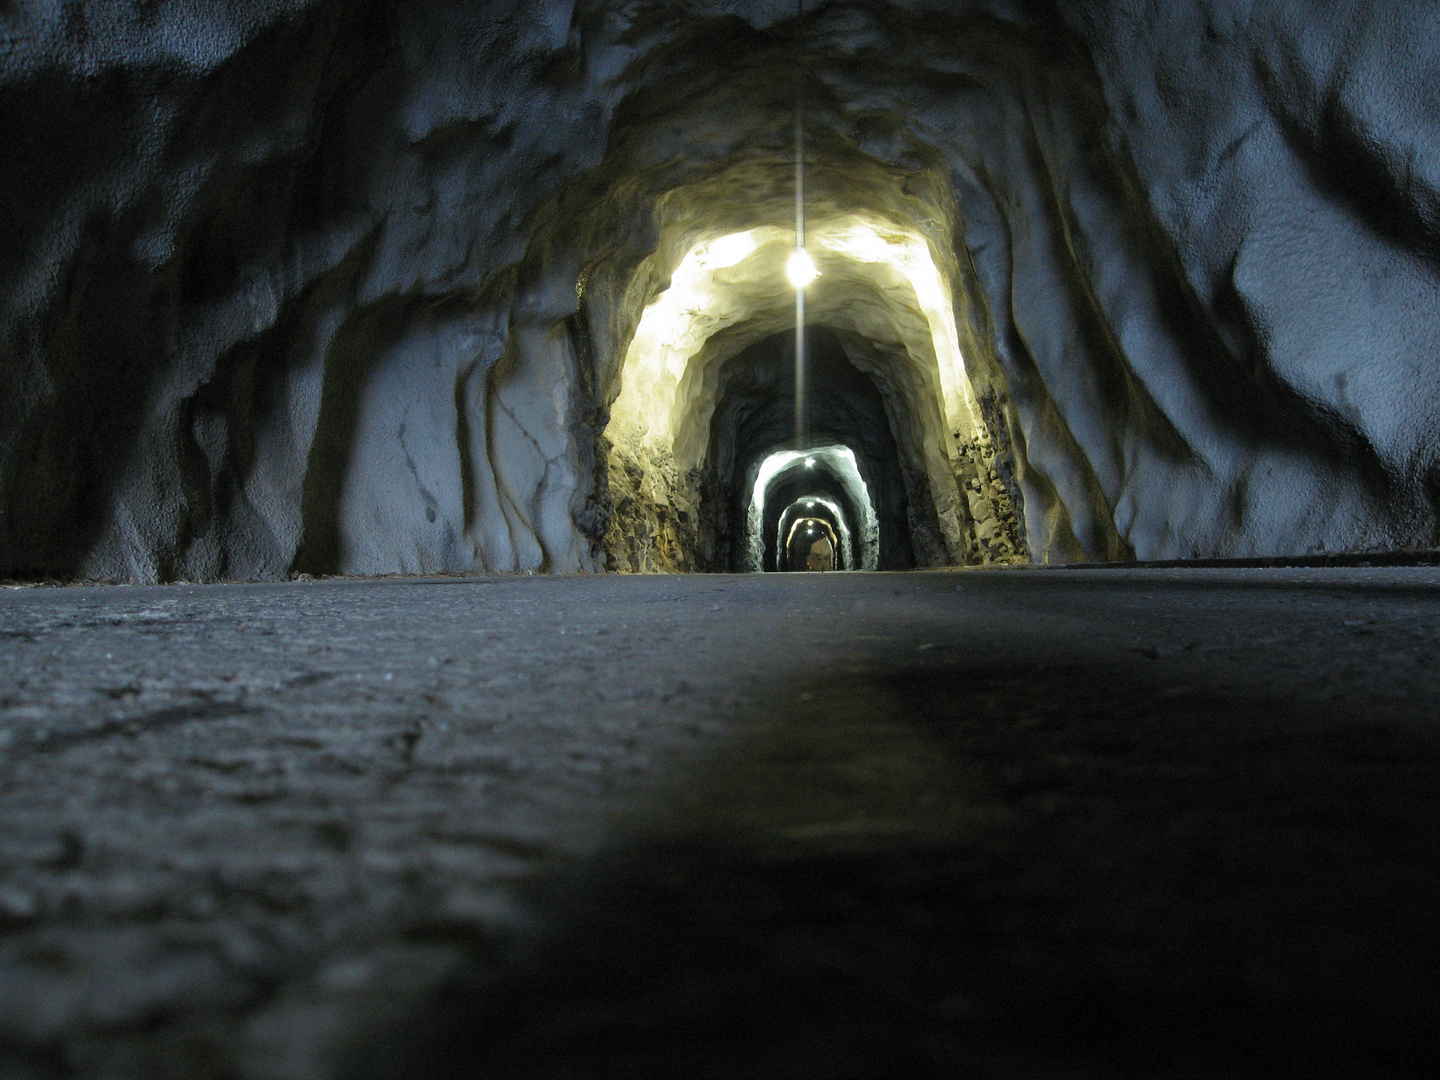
[702,328,911,572]
[785,516,838,571]
[598,219,1028,574]
[748,445,876,572]
[778,498,850,572]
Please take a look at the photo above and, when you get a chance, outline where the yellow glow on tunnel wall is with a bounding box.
[605,215,981,466]
[813,219,978,452]
[606,227,769,454]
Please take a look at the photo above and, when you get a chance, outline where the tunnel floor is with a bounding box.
[2,569,1439,1078]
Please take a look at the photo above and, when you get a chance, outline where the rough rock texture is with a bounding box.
[2,1,1440,580]
[3,569,1440,1077]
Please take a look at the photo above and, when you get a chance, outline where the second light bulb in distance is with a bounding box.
[786,247,819,288]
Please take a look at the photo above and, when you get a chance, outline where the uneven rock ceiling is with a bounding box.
[2,0,1439,581]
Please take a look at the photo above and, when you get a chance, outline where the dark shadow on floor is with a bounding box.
[347,659,1440,1079]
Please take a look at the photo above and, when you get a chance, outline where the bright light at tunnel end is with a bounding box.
[786,247,819,289]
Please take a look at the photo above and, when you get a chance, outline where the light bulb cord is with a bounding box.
[794,85,804,249]
[794,0,807,448]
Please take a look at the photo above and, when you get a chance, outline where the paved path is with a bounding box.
[2,569,1439,1078]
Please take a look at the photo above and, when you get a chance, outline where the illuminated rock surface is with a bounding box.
[2,569,1439,1077]
[4,1,1440,580]
[5,3,1440,1074]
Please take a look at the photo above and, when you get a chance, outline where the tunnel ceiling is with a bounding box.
[3,1,1440,581]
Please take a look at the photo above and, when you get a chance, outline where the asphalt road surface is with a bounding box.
[2,568,1438,1078]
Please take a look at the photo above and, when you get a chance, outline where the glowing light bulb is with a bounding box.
[805,457,815,468]
[786,247,819,289]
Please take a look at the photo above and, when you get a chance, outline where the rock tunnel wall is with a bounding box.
[2,0,1438,581]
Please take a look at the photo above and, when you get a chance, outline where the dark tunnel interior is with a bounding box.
[7,3,1440,1078]
[700,327,919,572]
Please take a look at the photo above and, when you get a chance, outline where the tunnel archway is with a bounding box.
[598,213,1028,574]
[777,496,852,572]
[783,514,840,572]
[701,326,900,572]
[751,445,876,572]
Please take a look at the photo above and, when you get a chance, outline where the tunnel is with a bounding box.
[6,3,1440,1078]
[752,445,877,572]
[689,324,905,572]
[780,511,841,571]
[19,0,1440,583]
[766,468,860,573]
[601,213,1020,573]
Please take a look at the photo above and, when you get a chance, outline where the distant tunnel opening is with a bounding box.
[778,496,851,572]
[783,513,840,572]
[753,446,873,572]
[703,327,908,572]
[598,217,1028,574]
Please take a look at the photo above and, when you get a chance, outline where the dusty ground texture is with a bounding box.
[1,568,1439,1078]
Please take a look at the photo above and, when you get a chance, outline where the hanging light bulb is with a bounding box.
[786,246,819,289]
